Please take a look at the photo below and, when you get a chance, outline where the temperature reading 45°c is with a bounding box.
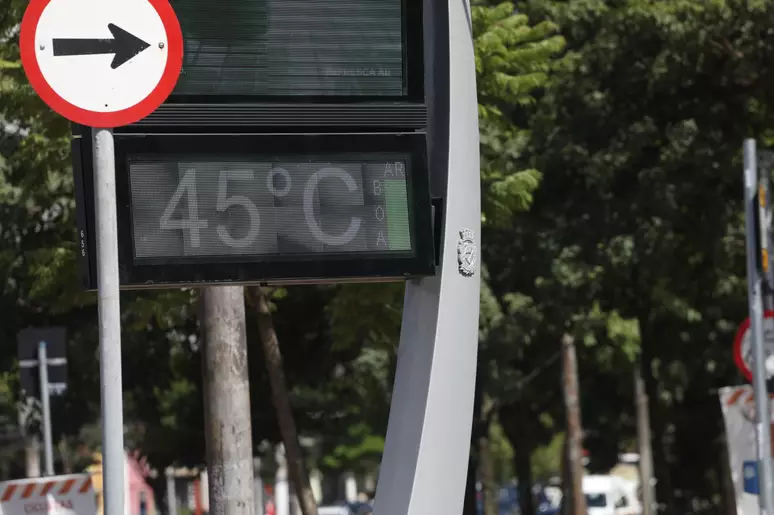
[130,159,413,259]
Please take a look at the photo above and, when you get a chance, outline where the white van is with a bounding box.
[583,475,641,515]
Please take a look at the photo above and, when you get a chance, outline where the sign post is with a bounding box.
[19,0,182,511]
[93,125,125,515]
[37,342,53,476]
[743,138,774,514]
[17,327,68,477]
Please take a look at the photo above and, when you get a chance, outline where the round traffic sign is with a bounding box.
[733,311,774,381]
[20,0,183,127]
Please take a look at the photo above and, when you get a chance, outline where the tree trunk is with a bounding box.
[59,438,73,474]
[639,317,672,514]
[562,334,586,515]
[249,287,318,515]
[201,286,255,515]
[479,417,497,515]
[561,436,570,515]
[635,368,655,515]
[515,437,534,515]
[463,451,479,515]
[463,364,484,515]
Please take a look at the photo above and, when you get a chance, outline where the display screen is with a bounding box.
[128,156,413,261]
[171,0,405,96]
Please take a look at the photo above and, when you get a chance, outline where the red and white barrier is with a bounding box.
[0,474,96,515]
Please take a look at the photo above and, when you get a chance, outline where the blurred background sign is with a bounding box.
[16,327,68,399]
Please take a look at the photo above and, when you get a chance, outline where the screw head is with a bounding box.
[39,43,45,50]
[158,42,165,49]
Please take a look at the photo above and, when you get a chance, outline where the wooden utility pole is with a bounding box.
[635,369,656,515]
[561,334,586,515]
[201,286,255,515]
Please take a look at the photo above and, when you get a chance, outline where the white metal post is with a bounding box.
[372,0,481,513]
[744,138,774,515]
[93,127,125,515]
[166,467,178,515]
[37,341,54,476]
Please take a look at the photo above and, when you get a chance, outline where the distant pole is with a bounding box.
[93,126,125,515]
[37,341,54,476]
[275,445,290,515]
[254,458,264,515]
[743,138,774,515]
[24,436,41,478]
[201,286,254,515]
[561,334,586,515]
[635,368,655,515]
[166,467,178,515]
[19,395,39,478]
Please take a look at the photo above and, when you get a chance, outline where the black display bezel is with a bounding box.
[166,0,424,104]
[76,132,435,289]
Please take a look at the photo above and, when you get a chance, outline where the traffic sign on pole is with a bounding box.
[19,0,183,509]
[733,311,774,382]
[742,138,774,515]
[16,327,67,477]
[20,0,183,127]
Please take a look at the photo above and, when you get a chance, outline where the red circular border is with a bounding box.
[20,0,183,127]
[733,311,774,382]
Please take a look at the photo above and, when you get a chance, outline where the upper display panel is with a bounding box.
[170,0,406,97]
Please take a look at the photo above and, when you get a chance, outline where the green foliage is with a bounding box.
[474,2,565,227]
[531,432,564,482]
[488,420,515,483]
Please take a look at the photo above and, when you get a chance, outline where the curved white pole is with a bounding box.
[373,0,480,512]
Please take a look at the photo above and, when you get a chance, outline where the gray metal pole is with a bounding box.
[201,286,254,515]
[38,342,54,476]
[93,127,125,515]
[744,138,774,515]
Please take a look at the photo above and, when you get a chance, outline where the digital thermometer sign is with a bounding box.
[73,132,435,288]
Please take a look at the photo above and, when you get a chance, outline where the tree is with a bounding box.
[506,0,774,511]
[249,286,318,515]
[476,2,565,228]
[472,4,565,514]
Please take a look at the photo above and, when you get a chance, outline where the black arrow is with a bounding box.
[52,23,150,69]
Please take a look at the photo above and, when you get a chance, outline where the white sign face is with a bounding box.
[20,0,182,126]
[737,316,774,379]
[35,0,167,113]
